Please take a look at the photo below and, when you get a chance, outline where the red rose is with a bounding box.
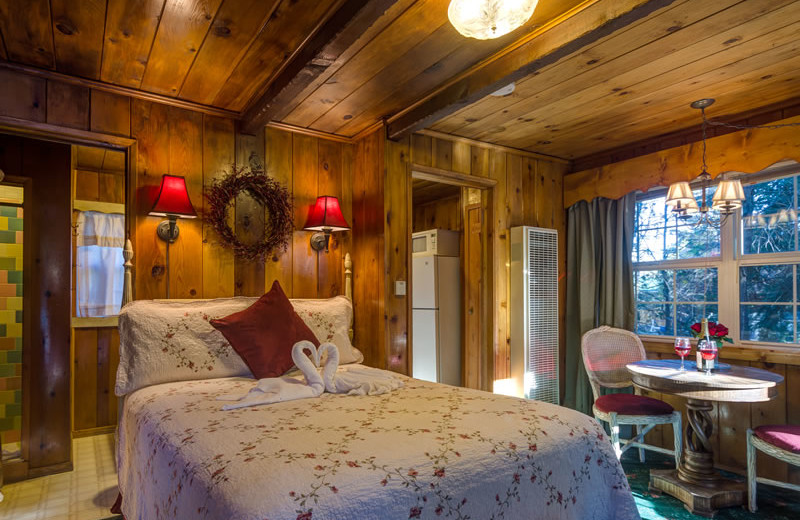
[708,324,718,336]
[716,325,729,337]
[690,323,701,333]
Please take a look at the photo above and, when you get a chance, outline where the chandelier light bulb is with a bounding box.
[448,0,539,40]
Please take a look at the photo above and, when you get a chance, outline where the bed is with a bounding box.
[114,253,639,520]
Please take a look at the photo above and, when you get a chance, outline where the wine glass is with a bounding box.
[698,341,718,375]
[674,337,691,371]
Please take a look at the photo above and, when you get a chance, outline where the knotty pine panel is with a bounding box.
[46,81,90,130]
[384,137,410,375]
[411,196,461,233]
[234,128,267,296]
[264,127,294,294]
[202,116,236,299]
[291,134,319,299]
[317,139,345,298]
[352,129,385,369]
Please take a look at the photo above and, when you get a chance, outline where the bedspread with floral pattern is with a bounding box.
[117,367,639,520]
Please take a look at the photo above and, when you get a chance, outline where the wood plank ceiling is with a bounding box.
[1,0,799,164]
[431,0,800,160]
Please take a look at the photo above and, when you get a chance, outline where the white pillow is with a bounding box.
[116,295,363,395]
[292,296,363,365]
[116,297,258,396]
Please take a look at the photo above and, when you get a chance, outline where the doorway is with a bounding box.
[0,125,134,482]
[408,167,495,391]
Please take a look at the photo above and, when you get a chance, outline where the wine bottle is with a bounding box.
[696,318,714,370]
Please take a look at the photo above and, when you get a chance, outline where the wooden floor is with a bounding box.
[0,434,118,520]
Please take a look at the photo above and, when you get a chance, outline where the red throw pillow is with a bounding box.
[210,281,320,378]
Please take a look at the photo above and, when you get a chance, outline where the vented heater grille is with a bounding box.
[509,226,559,405]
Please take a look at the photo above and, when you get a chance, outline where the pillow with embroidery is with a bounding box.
[116,297,257,396]
[291,295,363,365]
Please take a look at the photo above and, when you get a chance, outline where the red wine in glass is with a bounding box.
[674,337,691,371]
[698,342,718,375]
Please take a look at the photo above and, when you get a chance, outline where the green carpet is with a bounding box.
[622,453,800,519]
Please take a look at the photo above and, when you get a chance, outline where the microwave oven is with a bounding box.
[411,229,459,257]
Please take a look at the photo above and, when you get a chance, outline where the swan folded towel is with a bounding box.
[219,342,403,409]
[218,340,324,410]
[319,342,404,395]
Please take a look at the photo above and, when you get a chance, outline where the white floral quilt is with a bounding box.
[117,368,639,520]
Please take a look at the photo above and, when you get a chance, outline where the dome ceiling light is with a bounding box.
[448,0,539,40]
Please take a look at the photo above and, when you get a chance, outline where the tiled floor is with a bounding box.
[0,434,118,520]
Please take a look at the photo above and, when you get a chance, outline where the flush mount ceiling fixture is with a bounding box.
[448,0,539,40]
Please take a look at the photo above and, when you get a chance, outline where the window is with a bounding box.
[75,211,125,317]
[633,167,800,346]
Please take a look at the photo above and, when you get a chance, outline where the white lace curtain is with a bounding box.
[76,211,125,317]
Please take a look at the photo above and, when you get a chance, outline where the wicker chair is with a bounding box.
[581,326,682,466]
[746,425,800,512]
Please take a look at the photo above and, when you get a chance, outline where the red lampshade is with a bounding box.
[303,196,349,231]
[149,175,197,218]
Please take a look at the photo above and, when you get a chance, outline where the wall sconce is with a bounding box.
[149,175,196,297]
[303,196,349,253]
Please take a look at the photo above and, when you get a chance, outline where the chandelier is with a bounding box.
[665,99,745,226]
[448,0,538,40]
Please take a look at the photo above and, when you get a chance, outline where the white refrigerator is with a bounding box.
[412,252,461,386]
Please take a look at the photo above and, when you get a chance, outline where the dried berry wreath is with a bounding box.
[205,165,293,261]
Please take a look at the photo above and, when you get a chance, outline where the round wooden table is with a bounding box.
[627,359,783,518]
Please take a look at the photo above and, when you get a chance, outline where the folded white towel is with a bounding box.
[218,341,324,410]
[320,343,404,395]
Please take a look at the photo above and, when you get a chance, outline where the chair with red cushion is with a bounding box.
[747,425,800,512]
[581,326,682,466]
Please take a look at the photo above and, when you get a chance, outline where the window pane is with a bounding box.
[740,265,792,303]
[742,221,796,254]
[637,197,667,230]
[740,304,793,343]
[636,303,673,336]
[744,177,793,216]
[742,175,798,255]
[677,223,720,259]
[677,304,718,337]
[676,268,717,301]
[635,267,717,337]
[636,270,672,302]
[635,227,677,262]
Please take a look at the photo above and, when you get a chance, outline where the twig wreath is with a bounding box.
[206,164,293,261]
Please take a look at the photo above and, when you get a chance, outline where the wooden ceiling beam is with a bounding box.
[240,0,401,135]
[385,0,681,141]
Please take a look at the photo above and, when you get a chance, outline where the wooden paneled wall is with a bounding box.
[412,196,461,233]
[355,128,568,388]
[642,342,800,484]
[351,129,385,370]
[0,69,354,440]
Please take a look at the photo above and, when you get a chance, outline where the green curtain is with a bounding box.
[563,194,636,415]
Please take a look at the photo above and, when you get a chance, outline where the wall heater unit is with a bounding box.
[509,226,559,404]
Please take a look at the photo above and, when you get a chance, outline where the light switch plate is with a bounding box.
[395,280,406,296]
